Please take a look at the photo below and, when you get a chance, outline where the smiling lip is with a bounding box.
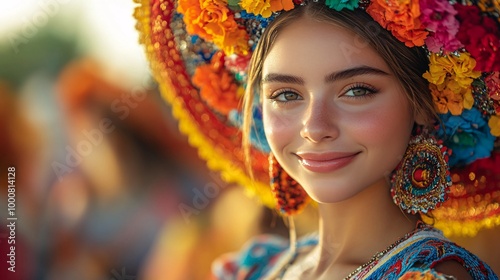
[296,152,359,173]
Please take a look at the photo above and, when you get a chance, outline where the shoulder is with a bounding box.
[398,261,492,280]
[385,227,498,280]
[211,234,288,280]
[211,234,317,280]
[415,233,496,279]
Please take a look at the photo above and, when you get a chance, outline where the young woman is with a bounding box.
[135,0,500,279]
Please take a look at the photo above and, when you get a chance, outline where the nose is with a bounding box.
[300,99,339,143]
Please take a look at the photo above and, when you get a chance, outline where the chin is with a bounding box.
[303,184,362,204]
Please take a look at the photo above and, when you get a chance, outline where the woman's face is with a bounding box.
[261,17,415,203]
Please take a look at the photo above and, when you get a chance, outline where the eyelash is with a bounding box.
[267,83,379,103]
[342,83,379,98]
[268,88,302,103]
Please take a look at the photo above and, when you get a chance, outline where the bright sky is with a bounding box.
[0,0,149,83]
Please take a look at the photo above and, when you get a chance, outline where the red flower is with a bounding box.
[455,4,500,72]
[486,72,500,114]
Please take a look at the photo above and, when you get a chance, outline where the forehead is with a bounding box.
[262,17,391,76]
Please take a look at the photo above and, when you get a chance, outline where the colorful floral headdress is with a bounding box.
[134,0,500,236]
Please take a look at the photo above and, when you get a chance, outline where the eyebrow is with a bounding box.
[262,73,304,84]
[324,66,389,83]
[262,66,389,85]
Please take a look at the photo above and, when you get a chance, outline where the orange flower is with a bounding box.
[177,0,211,40]
[366,0,428,47]
[400,270,448,279]
[430,84,464,115]
[177,0,249,55]
[270,0,295,12]
[192,52,241,115]
[240,0,295,18]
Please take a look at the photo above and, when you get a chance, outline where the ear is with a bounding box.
[414,109,433,127]
[415,114,427,126]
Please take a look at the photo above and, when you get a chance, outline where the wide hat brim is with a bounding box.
[134,0,500,236]
[134,0,273,206]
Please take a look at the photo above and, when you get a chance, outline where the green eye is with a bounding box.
[343,84,378,98]
[283,92,300,100]
[346,87,369,97]
[272,90,302,102]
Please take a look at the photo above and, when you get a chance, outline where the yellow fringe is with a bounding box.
[133,0,276,209]
[134,0,500,237]
[423,211,500,237]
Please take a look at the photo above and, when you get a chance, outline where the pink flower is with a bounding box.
[420,0,462,52]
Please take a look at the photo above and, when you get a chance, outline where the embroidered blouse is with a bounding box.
[211,226,497,279]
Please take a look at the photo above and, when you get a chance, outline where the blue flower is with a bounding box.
[325,0,359,11]
[435,108,495,167]
[229,107,271,153]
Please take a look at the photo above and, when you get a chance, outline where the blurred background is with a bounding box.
[0,1,286,279]
[0,1,498,280]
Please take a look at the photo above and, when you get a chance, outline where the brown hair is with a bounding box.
[242,2,436,164]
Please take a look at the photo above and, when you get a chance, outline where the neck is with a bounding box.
[310,179,419,276]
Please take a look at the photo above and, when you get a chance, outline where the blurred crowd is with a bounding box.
[0,3,272,278]
[0,2,498,280]
[0,42,270,280]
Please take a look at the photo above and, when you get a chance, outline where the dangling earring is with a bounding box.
[269,153,310,215]
[391,133,452,214]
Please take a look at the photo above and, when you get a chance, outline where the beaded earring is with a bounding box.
[391,134,453,214]
[269,153,310,215]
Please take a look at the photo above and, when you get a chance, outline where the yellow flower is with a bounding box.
[489,115,500,136]
[462,88,474,110]
[424,52,480,87]
[212,26,250,55]
[424,52,480,115]
[452,52,481,88]
[240,0,295,18]
[240,0,272,17]
[424,54,450,85]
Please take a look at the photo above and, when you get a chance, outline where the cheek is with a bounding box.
[353,110,398,138]
[263,106,296,151]
[349,102,413,157]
